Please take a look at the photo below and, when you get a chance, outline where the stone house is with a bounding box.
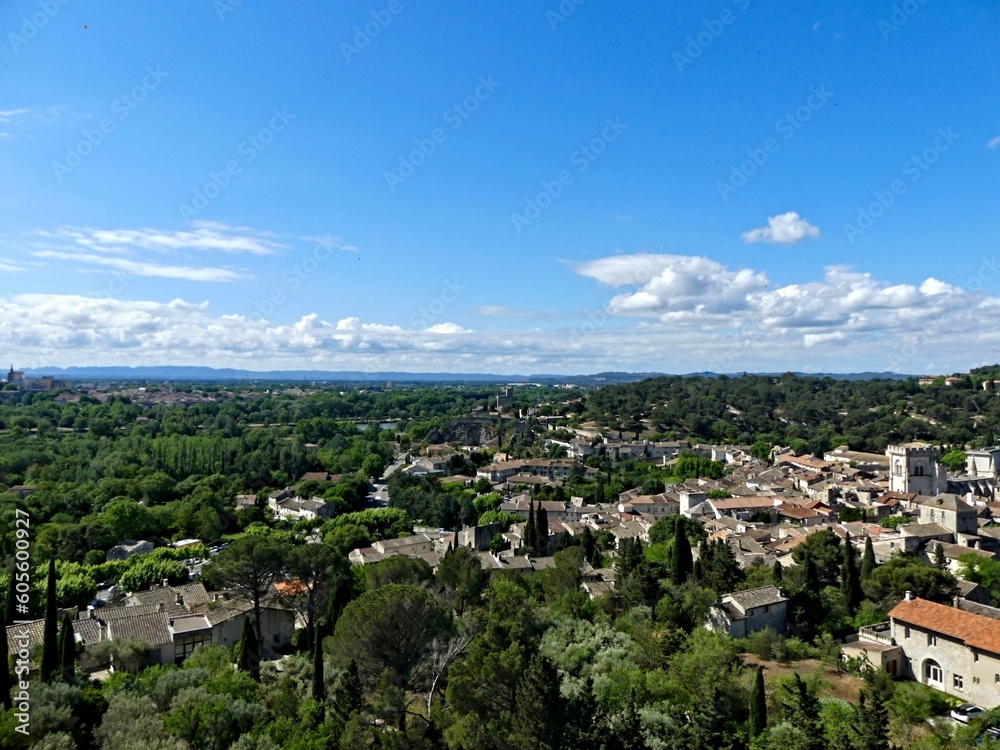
[706,585,789,638]
[880,595,1000,707]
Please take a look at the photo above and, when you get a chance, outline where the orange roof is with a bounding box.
[275,580,307,597]
[889,597,1000,655]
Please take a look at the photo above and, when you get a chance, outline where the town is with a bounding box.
[4,371,1000,748]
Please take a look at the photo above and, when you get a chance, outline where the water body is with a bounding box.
[355,421,400,431]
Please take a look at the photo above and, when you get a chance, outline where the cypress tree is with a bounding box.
[327,574,352,633]
[0,604,10,710]
[861,536,876,580]
[855,689,890,750]
[511,654,566,750]
[237,615,260,682]
[523,500,537,555]
[841,535,862,615]
[535,506,549,555]
[40,558,59,682]
[749,666,767,739]
[312,624,326,703]
[772,559,783,583]
[332,659,364,722]
[933,542,947,569]
[59,612,75,684]
[802,549,820,591]
[671,520,693,583]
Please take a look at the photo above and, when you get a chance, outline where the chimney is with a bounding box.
[157,602,165,612]
[904,590,913,602]
[162,578,170,588]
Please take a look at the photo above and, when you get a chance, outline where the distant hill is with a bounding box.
[20,365,916,385]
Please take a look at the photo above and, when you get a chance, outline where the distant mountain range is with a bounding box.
[20,366,917,385]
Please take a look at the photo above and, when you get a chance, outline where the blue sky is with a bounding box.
[1,0,998,374]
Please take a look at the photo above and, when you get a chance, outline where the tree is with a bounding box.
[776,673,822,750]
[361,453,386,480]
[0,603,10,710]
[331,584,450,696]
[749,666,767,740]
[535,506,549,555]
[41,558,59,682]
[204,535,289,647]
[436,545,488,615]
[312,624,326,704]
[286,543,341,651]
[940,449,966,473]
[510,653,566,750]
[671,520,693,584]
[861,537,876,580]
[933,542,947,569]
[332,659,365,724]
[841,536,862,615]
[772,559,783,583]
[237,615,260,682]
[58,612,75,684]
[523,500,537,554]
[854,689,890,750]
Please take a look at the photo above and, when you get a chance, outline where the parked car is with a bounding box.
[952,704,987,724]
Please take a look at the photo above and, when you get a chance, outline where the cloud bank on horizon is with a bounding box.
[4,233,999,374]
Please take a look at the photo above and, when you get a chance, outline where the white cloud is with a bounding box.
[741,211,820,245]
[45,221,286,256]
[425,322,469,334]
[32,251,248,282]
[578,254,768,316]
[0,108,31,122]
[989,135,1000,150]
[5,252,1000,374]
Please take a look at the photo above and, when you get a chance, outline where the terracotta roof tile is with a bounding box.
[889,597,1000,655]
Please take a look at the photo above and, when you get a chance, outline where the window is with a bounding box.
[954,674,964,690]
[174,632,211,665]
[974,677,981,685]
[928,634,937,647]
[904,626,910,639]
[925,660,943,685]
[975,652,980,662]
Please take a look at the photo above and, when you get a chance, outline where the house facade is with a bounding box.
[706,585,789,638]
[881,595,1000,707]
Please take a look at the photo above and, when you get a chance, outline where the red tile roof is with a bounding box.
[889,597,1000,655]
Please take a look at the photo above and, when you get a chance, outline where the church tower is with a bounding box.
[886,443,946,495]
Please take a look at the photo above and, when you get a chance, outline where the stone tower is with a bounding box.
[886,443,946,496]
